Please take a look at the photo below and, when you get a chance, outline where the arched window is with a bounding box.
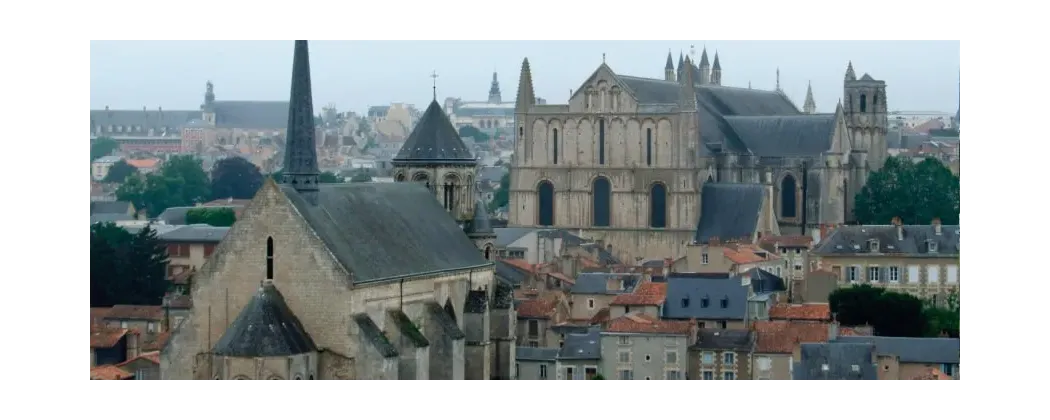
[537,181,555,226]
[848,95,853,113]
[859,94,867,112]
[780,175,797,218]
[395,173,405,182]
[443,175,458,212]
[649,183,667,228]
[646,128,653,167]
[598,119,606,165]
[873,93,879,106]
[444,298,457,323]
[552,128,559,165]
[592,177,611,227]
[484,245,492,260]
[266,237,274,280]
[309,374,315,380]
[519,126,523,137]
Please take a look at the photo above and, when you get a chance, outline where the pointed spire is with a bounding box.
[845,61,856,81]
[281,40,319,194]
[710,52,722,86]
[678,52,684,70]
[699,47,710,68]
[515,58,536,112]
[488,71,501,104]
[466,199,494,237]
[712,52,721,71]
[430,71,439,101]
[665,50,674,70]
[803,80,817,114]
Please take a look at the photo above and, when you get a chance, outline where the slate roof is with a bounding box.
[90,109,199,134]
[580,243,622,265]
[211,282,318,357]
[558,326,602,360]
[741,267,787,294]
[693,183,765,244]
[91,213,133,224]
[90,201,133,215]
[570,273,640,295]
[663,273,749,320]
[212,101,289,129]
[353,313,398,358]
[605,313,693,335]
[516,347,560,362]
[494,260,528,287]
[465,201,494,237]
[692,329,755,351]
[722,114,836,157]
[393,100,476,163]
[794,342,877,380]
[493,227,535,247]
[279,182,491,284]
[812,224,960,256]
[425,301,466,340]
[833,336,960,364]
[157,225,229,243]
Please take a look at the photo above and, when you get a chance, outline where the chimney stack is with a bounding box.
[932,217,942,235]
[892,216,903,241]
[828,319,839,341]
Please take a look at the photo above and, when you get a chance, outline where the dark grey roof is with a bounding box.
[516,347,560,361]
[91,213,133,224]
[493,227,535,247]
[664,52,674,70]
[859,73,875,81]
[692,329,754,351]
[90,201,133,215]
[618,75,681,104]
[536,229,587,246]
[353,313,398,358]
[558,326,601,360]
[212,101,289,129]
[425,301,466,340]
[694,183,765,244]
[494,260,528,287]
[833,336,960,364]
[211,282,317,357]
[887,129,903,149]
[581,243,622,265]
[157,224,229,243]
[663,273,749,320]
[812,225,960,256]
[90,109,199,134]
[393,100,476,164]
[388,309,429,348]
[465,290,489,313]
[794,342,877,380]
[741,267,787,294]
[570,273,640,295]
[279,182,490,284]
[492,279,514,309]
[722,114,836,157]
[694,85,801,156]
[465,200,494,237]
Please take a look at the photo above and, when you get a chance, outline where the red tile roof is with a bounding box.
[912,368,952,380]
[105,305,164,321]
[611,282,667,306]
[724,245,779,265]
[91,307,111,327]
[760,235,813,248]
[752,321,867,353]
[517,291,565,319]
[90,328,129,349]
[501,258,536,273]
[547,272,574,285]
[605,313,692,335]
[768,303,831,322]
[117,351,160,367]
[141,331,171,352]
[589,307,611,325]
[90,365,134,380]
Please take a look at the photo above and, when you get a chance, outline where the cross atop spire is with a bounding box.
[602,53,606,64]
[775,67,782,92]
[430,71,439,101]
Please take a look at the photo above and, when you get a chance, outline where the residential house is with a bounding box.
[811,218,960,304]
[677,240,785,276]
[568,273,640,322]
[609,281,666,318]
[799,269,840,303]
[663,271,785,330]
[90,201,137,225]
[689,329,755,380]
[126,158,161,174]
[515,347,558,380]
[759,235,815,301]
[516,290,571,348]
[494,259,531,289]
[832,336,960,380]
[90,328,139,367]
[556,326,602,379]
[600,313,695,380]
[768,303,831,323]
[793,342,878,380]
[492,228,595,266]
[200,198,251,218]
[90,365,135,380]
[157,224,229,278]
[115,351,161,380]
[92,155,122,181]
[676,182,782,273]
[750,320,869,380]
[101,305,166,334]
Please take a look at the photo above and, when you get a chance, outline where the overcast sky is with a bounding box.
[90,41,959,114]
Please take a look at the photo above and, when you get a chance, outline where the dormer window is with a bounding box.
[720,297,729,309]
[928,240,939,253]
[868,239,880,253]
[701,296,710,308]
[681,298,690,308]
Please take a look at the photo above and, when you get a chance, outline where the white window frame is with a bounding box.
[847,266,860,283]
[665,369,680,380]
[701,370,714,380]
[723,371,736,380]
[618,350,631,364]
[618,369,633,380]
[587,299,595,309]
[723,352,736,365]
[666,350,678,365]
[868,266,880,283]
[702,253,709,265]
[947,265,959,284]
[702,352,714,364]
[618,336,630,345]
[889,266,900,283]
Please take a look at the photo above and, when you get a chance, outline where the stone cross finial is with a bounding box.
[430,70,439,100]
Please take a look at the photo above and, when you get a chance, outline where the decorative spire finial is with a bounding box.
[602,53,606,64]
[776,67,781,91]
[430,70,439,101]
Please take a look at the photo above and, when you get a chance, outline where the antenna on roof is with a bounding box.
[430,70,439,101]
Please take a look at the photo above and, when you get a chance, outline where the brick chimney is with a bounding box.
[891,216,903,240]
[709,236,721,247]
[932,217,942,235]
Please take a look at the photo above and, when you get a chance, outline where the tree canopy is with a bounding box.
[90,222,170,307]
[923,290,960,338]
[854,156,960,225]
[102,159,139,184]
[116,155,211,217]
[488,172,511,212]
[91,137,119,162]
[210,156,264,200]
[186,207,237,227]
[829,285,957,338]
[459,125,491,142]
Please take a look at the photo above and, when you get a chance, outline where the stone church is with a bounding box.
[161,41,516,380]
[508,47,888,262]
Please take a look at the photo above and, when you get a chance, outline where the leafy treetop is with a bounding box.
[210,156,264,200]
[853,156,959,225]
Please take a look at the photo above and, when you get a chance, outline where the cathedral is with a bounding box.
[507,48,888,262]
[161,41,515,380]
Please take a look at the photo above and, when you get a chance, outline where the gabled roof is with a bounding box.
[722,114,837,156]
[211,282,317,358]
[157,225,229,243]
[104,305,164,321]
[393,100,475,164]
[769,303,831,322]
[692,329,754,351]
[517,347,560,361]
[794,342,877,380]
[604,312,692,335]
[90,328,129,348]
[611,281,667,306]
[90,201,133,215]
[812,224,960,256]
[694,183,765,244]
[279,182,490,284]
[558,326,602,360]
[90,365,134,380]
[570,273,640,295]
[833,336,960,364]
[663,273,749,320]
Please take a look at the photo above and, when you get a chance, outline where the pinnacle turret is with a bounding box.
[281,40,319,194]
[803,80,816,114]
[515,58,535,112]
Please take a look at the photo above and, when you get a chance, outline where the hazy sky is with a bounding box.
[90,41,959,114]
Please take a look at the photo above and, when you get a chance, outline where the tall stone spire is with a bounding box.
[678,55,697,111]
[281,40,319,194]
[515,58,536,112]
[710,52,722,86]
[845,61,856,81]
[698,47,711,85]
[488,71,502,104]
[664,50,675,81]
[803,80,817,114]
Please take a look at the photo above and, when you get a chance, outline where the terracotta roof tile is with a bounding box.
[165,294,192,309]
[90,328,129,349]
[589,307,611,325]
[753,320,848,353]
[547,272,574,284]
[579,258,600,268]
[517,291,564,319]
[91,365,134,380]
[104,305,164,321]
[605,313,692,335]
[759,235,813,248]
[91,307,112,327]
[912,367,952,380]
[768,303,831,322]
[140,331,171,352]
[611,282,667,306]
[117,351,160,367]
[501,258,536,273]
[125,158,160,170]
[723,245,779,265]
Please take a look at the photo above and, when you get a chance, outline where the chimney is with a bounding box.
[741,273,752,287]
[828,320,839,341]
[892,216,903,240]
[709,236,721,247]
[932,217,942,235]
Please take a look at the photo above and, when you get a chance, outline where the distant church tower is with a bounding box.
[664,51,675,81]
[488,72,502,104]
[803,81,817,114]
[710,52,722,86]
[201,81,216,125]
[843,61,888,172]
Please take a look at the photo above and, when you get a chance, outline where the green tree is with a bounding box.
[90,222,170,307]
[590,373,605,380]
[458,125,491,142]
[116,155,210,217]
[211,156,264,200]
[829,285,928,337]
[91,137,119,162]
[854,156,960,225]
[186,207,237,227]
[488,172,511,212]
[271,170,343,184]
[924,290,960,338]
[102,159,139,184]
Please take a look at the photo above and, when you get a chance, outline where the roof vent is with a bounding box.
[821,364,829,372]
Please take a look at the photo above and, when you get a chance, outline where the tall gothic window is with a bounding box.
[552,128,559,165]
[598,119,606,165]
[537,181,555,226]
[592,177,611,227]
[646,128,653,167]
[781,175,798,218]
[266,237,274,280]
[649,183,667,228]
[860,94,867,112]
